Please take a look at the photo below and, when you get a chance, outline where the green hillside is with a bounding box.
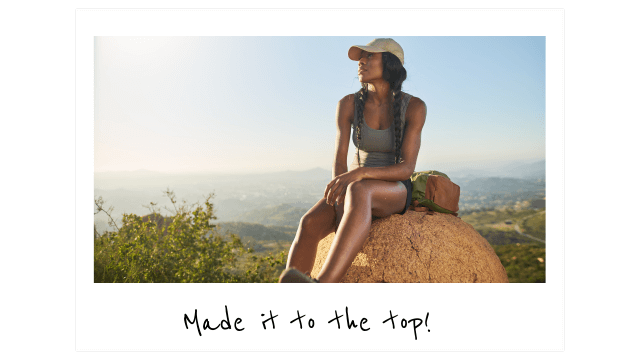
[231,204,307,227]
[217,222,295,253]
[521,210,546,240]
[460,208,538,227]
[218,222,296,241]
[461,207,546,282]
[493,243,545,283]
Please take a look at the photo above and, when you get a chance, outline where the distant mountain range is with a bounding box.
[95,158,545,184]
[94,167,333,191]
[436,159,545,180]
[94,166,331,181]
[94,159,545,230]
[458,177,545,193]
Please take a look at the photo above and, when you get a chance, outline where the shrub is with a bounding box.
[94,190,286,283]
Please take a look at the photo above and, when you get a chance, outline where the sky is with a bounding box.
[94,36,545,173]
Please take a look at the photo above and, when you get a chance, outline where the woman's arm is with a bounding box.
[331,94,354,179]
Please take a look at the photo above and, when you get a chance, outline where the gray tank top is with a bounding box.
[350,92,413,170]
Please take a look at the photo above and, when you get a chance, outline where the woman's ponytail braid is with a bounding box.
[381,52,407,165]
[355,84,368,167]
[392,86,403,164]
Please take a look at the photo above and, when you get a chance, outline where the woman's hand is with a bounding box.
[324,168,365,206]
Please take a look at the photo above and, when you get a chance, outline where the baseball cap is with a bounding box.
[348,38,404,65]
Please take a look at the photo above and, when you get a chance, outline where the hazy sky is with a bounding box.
[94,36,545,173]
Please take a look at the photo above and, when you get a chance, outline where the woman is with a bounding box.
[279,38,427,283]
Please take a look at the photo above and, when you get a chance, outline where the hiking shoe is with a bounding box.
[279,268,318,283]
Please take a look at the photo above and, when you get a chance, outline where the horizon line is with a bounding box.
[94,157,546,175]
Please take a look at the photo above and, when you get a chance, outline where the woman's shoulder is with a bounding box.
[403,93,427,123]
[336,93,356,125]
[403,92,426,111]
[340,93,358,103]
[338,93,356,110]
[340,93,357,109]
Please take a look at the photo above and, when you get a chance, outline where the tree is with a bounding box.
[94,189,286,283]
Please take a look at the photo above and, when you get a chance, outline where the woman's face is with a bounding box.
[357,51,384,83]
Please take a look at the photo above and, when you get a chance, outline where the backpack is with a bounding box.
[409,170,460,217]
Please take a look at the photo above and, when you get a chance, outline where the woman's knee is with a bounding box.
[345,180,370,201]
[298,207,333,237]
[298,212,319,230]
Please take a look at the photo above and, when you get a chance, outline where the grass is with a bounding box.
[521,210,546,240]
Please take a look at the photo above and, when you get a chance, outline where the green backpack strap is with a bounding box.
[410,170,450,181]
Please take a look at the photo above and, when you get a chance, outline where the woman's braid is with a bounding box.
[392,86,403,164]
[381,52,407,165]
[355,84,368,167]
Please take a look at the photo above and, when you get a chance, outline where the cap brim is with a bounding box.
[348,45,386,61]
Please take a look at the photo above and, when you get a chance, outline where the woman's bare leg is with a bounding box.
[286,198,343,274]
[315,180,407,283]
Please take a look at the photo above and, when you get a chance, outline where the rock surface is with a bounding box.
[310,211,508,283]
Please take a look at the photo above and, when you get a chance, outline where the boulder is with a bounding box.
[310,211,508,283]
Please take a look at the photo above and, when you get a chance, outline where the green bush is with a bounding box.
[94,190,286,283]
